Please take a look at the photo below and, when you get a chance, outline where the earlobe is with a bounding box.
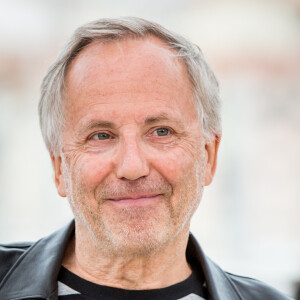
[50,154,67,197]
[204,135,221,186]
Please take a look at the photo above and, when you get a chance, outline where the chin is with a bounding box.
[92,215,175,257]
[106,233,172,257]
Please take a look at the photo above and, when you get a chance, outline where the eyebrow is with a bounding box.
[80,113,184,134]
[144,113,172,125]
[144,113,186,129]
[77,121,116,137]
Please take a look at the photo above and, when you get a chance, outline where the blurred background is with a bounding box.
[0,0,299,297]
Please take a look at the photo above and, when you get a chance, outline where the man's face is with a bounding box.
[54,36,218,256]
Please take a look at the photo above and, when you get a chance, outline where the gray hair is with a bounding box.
[39,17,221,155]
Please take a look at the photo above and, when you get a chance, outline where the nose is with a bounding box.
[115,137,150,181]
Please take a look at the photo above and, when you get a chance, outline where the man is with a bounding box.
[0,17,291,300]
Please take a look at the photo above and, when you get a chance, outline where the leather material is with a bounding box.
[0,221,293,300]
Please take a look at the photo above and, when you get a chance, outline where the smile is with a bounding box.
[107,194,162,206]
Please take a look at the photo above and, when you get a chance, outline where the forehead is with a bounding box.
[63,36,197,124]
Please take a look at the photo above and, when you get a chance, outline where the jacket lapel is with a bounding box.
[0,220,74,300]
[187,234,242,300]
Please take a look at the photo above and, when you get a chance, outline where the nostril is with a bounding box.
[115,138,150,180]
[116,155,150,180]
[119,175,148,182]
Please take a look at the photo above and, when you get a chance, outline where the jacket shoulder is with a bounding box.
[0,242,33,282]
[226,272,293,300]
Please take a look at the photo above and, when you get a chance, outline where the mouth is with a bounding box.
[106,193,162,206]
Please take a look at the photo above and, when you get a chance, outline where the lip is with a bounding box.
[108,193,161,201]
[106,194,162,207]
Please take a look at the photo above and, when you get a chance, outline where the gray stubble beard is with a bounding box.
[64,149,206,258]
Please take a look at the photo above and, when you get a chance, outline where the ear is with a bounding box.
[204,134,221,186]
[50,154,67,197]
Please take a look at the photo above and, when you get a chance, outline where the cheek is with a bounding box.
[151,145,202,187]
[65,151,114,191]
[152,146,205,223]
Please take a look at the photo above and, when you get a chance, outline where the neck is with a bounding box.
[62,222,192,290]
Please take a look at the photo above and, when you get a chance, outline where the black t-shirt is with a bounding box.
[57,266,208,299]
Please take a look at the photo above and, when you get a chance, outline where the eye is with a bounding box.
[90,132,112,140]
[154,128,171,136]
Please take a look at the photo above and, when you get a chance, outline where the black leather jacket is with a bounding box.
[0,220,292,300]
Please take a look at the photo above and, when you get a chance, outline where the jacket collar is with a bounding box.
[187,235,241,300]
[0,220,74,300]
[0,220,241,300]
